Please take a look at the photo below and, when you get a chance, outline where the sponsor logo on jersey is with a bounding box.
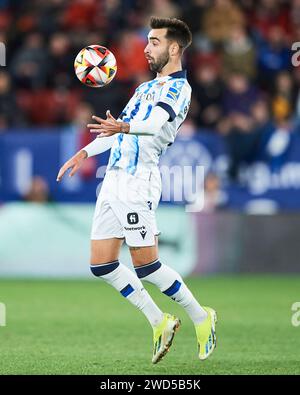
[127,212,139,225]
[124,225,147,234]
[136,91,155,102]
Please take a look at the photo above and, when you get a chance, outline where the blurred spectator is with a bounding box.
[223,98,273,181]
[17,87,81,126]
[222,24,256,80]
[36,0,68,37]
[219,73,263,179]
[47,32,74,88]
[202,172,226,212]
[147,0,180,19]
[293,68,300,124]
[191,58,223,129]
[222,72,260,119]
[290,0,300,38]
[23,176,51,203]
[203,0,245,44]
[103,0,125,33]
[111,29,148,84]
[271,71,297,123]
[74,101,95,149]
[250,0,290,42]
[257,26,292,90]
[188,172,227,213]
[10,32,48,89]
[0,4,11,31]
[251,98,274,134]
[181,0,209,35]
[0,71,22,130]
[73,102,98,180]
[62,0,100,30]
[82,81,130,121]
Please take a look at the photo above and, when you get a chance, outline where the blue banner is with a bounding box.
[226,129,300,211]
[0,127,300,210]
[0,128,109,202]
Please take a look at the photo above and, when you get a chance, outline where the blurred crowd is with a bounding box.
[0,0,300,181]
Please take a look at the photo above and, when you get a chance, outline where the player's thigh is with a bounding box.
[130,236,159,266]
[90,238,124,265]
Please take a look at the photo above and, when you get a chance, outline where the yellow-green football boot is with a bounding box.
[195,307,217,361]
[152,313,181,364]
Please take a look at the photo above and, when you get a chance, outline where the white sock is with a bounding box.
[135,260,208,325]
[91,260,164,327]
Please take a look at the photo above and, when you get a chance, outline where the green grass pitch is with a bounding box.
[0,275,299,375]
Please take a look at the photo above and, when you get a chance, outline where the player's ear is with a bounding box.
[170,42,179,56]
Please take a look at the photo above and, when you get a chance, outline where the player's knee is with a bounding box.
[90,260,120,277]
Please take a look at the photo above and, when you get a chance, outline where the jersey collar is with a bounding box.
[155,70,187,81]
[168,70,187,79]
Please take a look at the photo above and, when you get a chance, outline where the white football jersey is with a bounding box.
[107,70,191,176]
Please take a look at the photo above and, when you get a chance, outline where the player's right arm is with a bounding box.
[56,115,116,182]
[57,106,124,182]
[56,149,87,182]
[89,80,191,138]
[56,134,116,182]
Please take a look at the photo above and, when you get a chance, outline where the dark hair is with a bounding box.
[150,16,192,53]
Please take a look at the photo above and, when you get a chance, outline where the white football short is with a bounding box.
[91,167,161,247]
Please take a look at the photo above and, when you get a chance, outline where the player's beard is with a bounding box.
[149,49,170,73]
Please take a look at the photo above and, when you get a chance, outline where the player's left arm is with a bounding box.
[88,107,169,137]
[128,80,191,135]
[87,80,191,137]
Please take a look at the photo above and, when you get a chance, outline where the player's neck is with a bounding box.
[156,62,182,78]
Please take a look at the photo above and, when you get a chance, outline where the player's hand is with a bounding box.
[87,110,129,137]
[56,150,87,182]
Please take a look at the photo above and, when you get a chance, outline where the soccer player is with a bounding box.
[57,17,217,364]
